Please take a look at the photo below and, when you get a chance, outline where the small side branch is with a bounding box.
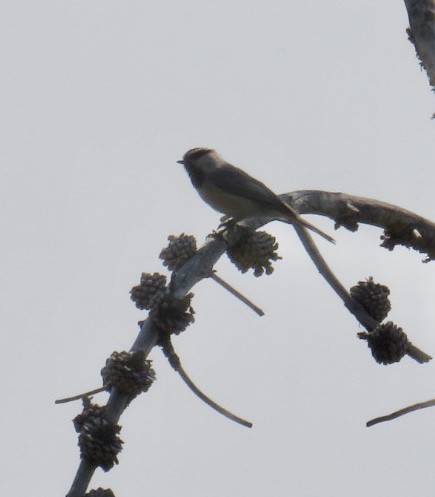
[367,398,435,427]
[210,272,264,316]
[176,364,253,428]
[55,386,106,404]
[160,337,253,428]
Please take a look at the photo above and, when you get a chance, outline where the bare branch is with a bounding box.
[55,386,106,404]
[367,398,435,427]
[210,272,264,316]
[281,190,435,261]
[403,0,435,91]
[160,336,253,427]
[65,189,434,495]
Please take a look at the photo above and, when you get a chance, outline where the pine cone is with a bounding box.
[85,488,115,497]
[350,277,391,322]
[130,272,167,310]
[101,350,155,400]
[150,291,195,336]
[227,230,280,277]
[77,413,123,471]
[359,321,409,365]
[160,234,197,271]
[73,403,106,433]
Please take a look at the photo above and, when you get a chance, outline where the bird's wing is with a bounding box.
[210,164,285,208]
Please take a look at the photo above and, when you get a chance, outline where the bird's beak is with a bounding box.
[177,159,184,165]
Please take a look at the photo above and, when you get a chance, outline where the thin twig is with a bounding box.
[55,386,107,404]
[210,272,264,316]
[176,364,253,428]
[367,398,435,427]
[161,337,252,428]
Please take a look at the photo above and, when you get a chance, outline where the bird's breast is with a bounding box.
[197,181,265,219]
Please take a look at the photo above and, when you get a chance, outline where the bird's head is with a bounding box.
[177,147,216,166]
[178,147,221,187]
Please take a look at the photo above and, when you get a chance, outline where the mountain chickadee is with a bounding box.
[178,147,334,243]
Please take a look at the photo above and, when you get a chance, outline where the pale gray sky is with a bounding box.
[2,2,435,496]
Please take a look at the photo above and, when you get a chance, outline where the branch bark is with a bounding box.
[281,190,435,261]
[403,0,435,91]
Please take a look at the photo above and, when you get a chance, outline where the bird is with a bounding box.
[177,147,334,243]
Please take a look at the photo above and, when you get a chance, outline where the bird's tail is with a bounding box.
[294,217,335,244]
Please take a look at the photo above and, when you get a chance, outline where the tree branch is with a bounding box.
[281,190,435,261]
[403,0,435,92]
[291,223,431,363]
[367,398,435,427]
[65,189,433,496]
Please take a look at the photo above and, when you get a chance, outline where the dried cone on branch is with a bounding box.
[150,291,195,337]
[160,233,197,271]
[359,322,409,365]
[85,489,115,497]
[350,277,391,322]
[74,404,123,471]
[130,263,195,339]
[101,350,155,400]
[227,230,280,276]
[130,272,167,310]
